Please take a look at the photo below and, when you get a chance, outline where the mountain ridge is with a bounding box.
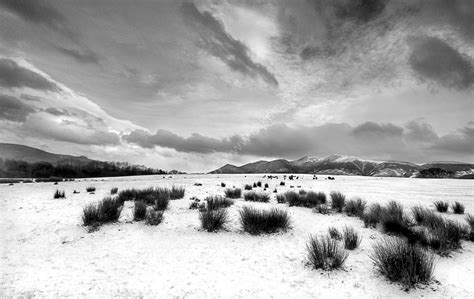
[210,154,474,178]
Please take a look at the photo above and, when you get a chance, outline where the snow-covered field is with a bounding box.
[1,174,473,298]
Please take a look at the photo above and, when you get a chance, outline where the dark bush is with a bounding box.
[433,201,449,213]
[264,183,269,188]
[200,208,229,232]
[466,214,474,241]
[306,234,348,271]
[257,181,262,187]
[280,181,285,186]
[239,206,290,235]
[315,204,330,214]
[328,227,342,240]
[133,201,147,221]
[370,237,435,289]
[276,194,286,203]
[170,186,185,199]
[244,184,253,190]
[146,210,163,225]
[285,191,301,206]
[86,186,96,192]
[253,182,257,188]
[380,208,411,237]
[305,191,326,206]
[298,189,307,195]
[53,189,65,199]
[452,202,465,214]
[221,182,226,187]
[330,191,346,212]
[110,187,118,195]
[362,203,383,228]
[345,198,366,217]
[244,191,270,203]
[343,226,362,250]
[206,195,234,210]
[82,197,123,227]
[224,188,242,199]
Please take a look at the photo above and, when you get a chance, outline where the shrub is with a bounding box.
[257,181,262,187]
[110,187,118,195]
[330,191,346,212]
[380,207,411,237]
[239,206,290,235]
[189,200,200,210]
[206,195,234,210]
[200,208,229,232]
[466,214,474,241]
[253,182,257,188]
[264,183,269,188]
[276,194,286,203]
[53,189,65,199]
[170,186,185,199]
[433,201,448,213]
[298,189,307,195]
[285,191,301,206]
[328,227,342,240]
[224,188,242,199]
[244,184,253,190]
[280,181,285,186]
[154,194,170,211]
[305,191,326,206]
[117,188,137,202]
[314,204,330,215]
[362,203,383,228]
[146,210,163,225]
[306,235,348,271]
[244,191,270,203]
[343,226,362,250]
[86,186,96,192]
[345,198,366,217]
[82,197,123,227]
[133,201,147,221]
[452,202,465,214]
[221,182,226,187]
[370,237,435,289]
[429,220,465,255]
[412,206,432,224]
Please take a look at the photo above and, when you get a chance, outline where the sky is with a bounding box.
[0,0,473,172]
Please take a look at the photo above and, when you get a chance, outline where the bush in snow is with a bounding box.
[343,226,362,250]
[53,189,65,199]
[345,198,366,217]
[206,195,234,210]
[146,210,163,225]
[452,202,465,214]
[330,191,346,212]
[239,206,290,235]
[199,208,229,232]
[133,201,147,221]
[224,188,242,199]
[306,234,348,271]
[244,191,270,203]
[433,201,448,213]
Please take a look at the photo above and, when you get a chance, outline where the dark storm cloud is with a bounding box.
[54,46,100,65]
[409,36,474,90]
[124,129,243,154]
[431,125,474,155]
[0,94,35,122]
[0,0,70,35]
[180,2,278,86]
[351,122,403,139]
[331,0,388,23]
[0,58,58,91]
[421,0,474,39]
[404,120,438,142]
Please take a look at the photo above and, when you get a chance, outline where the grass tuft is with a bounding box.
[170,186,185,199]
[451,201,465,214]
[244,191,270,203]
[345,198,366,217]
[306,234,348,271]
[110,187,118,195]
[224,188,242,199]
[53,189,65,199]
[330,191,346,212]
[133,201,147,221]
[86,186,96,192]
[199,208,229,232]
[244,184,253,190]
[328,227,342,240]
[239,206,290,235]
[206,195,234,210]
[145,210,163,225]
[433,201,449,213]
[82,197,123,228]
[370,237,435,290]
[343,226,362,250]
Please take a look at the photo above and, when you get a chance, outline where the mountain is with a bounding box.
[210,154,474,178]
[0,143,95,165]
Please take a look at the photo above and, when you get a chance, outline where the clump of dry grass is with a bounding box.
[306,234,348,271]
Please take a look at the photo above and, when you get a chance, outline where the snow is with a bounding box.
[1,174,473,297]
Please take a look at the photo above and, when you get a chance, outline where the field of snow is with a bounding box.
[1,174,473,298]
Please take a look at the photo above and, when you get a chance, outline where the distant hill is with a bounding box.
[0,143,95,165]
[210,154,474,178]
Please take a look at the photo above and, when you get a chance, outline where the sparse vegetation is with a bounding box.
[452,202,465,214]
[199,208,229,232]
[306,234,348,271]
[116,187,170,209]
[433,201,449,213]
[145,210,163,225]
[53,189,65,199]
[276,194,286,203]
[285,190,326,208]
[379,201,411,237]
[244,191,270,203]
[345,198,366,217]
[244,184,253,190]
[362,203,383,228]
[82,197,123,228]
[328,227,342,240]
[133,201,147,221]
[206,196,234,210]
[110,187,118,195]
[315,204,330,214]
[343,226,362,250]
[224,188,242,199]
[371,237,435,290]
[170,186,185,199]
[330,191,346,212]
[239,206,290,235]
[86,186,96,192]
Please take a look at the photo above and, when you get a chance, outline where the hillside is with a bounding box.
[210,154,474,178]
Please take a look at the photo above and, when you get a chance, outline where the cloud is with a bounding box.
[124,129,243,154]
[431,124,474,155]
[0,58,58,91]
[351,121,403,139]
[409,36,474,90]
[0,0,70,35]
[404,120,438,142]
[54,46,100,64]
[0,94,35,122]
[180,2,278,86]
[332,0,388,23]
